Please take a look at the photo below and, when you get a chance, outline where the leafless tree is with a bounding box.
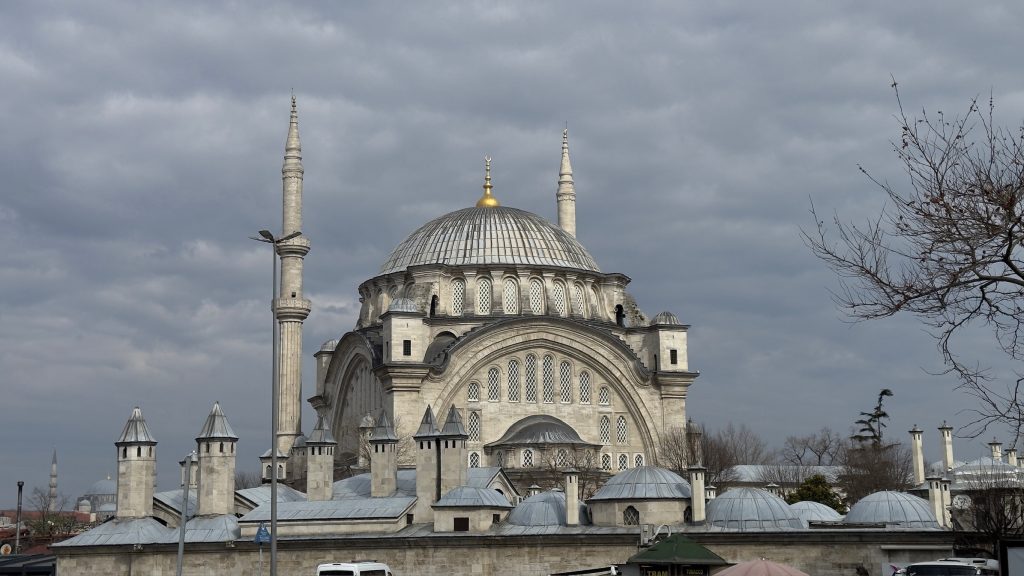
[665,422,769,487]
[25,487,76,543]
[836,441,913,504]
[782,428,843,466]
[235,470,262,489]
[954,465,1024,557]
[805,80,1024,439]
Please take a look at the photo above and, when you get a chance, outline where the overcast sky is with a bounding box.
[3,1,1024,508]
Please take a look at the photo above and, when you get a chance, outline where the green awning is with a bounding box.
[628,534,730,566]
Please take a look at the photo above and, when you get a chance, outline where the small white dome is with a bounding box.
[706,488,804,531]
[844,491,939,528]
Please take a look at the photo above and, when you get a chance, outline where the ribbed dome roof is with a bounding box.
[485,415,598,448]
[705,488,804,531]
[378,206,600,275]
[590,466,692,500]
[843,491,939,528]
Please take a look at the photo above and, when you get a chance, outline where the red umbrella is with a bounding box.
[715,559,809,576]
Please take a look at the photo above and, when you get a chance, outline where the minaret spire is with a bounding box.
[275,96,312,456]
[556,128,576,237]
[49,449,58,512]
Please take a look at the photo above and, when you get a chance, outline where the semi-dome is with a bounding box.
[486,415,598,448]
[506,490,589,526]
[378,206,600,275]
[590,466,692,501]
[843,491,939,528]
[705,488,804,531]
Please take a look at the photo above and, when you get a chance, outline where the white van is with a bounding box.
[316,561,394,576]
[902,558,999,576]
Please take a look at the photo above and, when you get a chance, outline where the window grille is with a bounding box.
[559,361,572,403]
[524,354,538,402]
[487,367,500,402]
[623,506,640,525]
[599,386,610,406]
[507,359,520,402]
[572,283,585,316]
[529,278,544,313]
[616,416,628,444]
[523,449,534,468]
[618,454,628,470]
[469,452,480,468]
[552,282,567,316]
[579,371,591,404]
[542,355,554,403]
[496,451,504,467]
[467,382,480,402]
[555,449,569,468]
[478,277,492,314]
[468,411,481,442]
[635,453,644,467]
[599,416,611,444]
[670,349,678,365]
[503,278,519,314]
[602,453,612,471]
[452,279,465,316]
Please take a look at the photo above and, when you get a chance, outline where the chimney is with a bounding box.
[1008,448,1019,467]
[689,465,706,524]
[413,406,441,523]
[306,412,337,501]
[989,438,1003,462]
[909,425,925,485]
[369,412,399,497]
[939,422,955,473]
[926,475,943,527]
[564,469,579,526]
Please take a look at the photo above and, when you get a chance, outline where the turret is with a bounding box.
[439,407,469,495]
[195,402,238,516]
[910,425,925,485]
[381,299,429,364]
[556,129,576,237]
[369,412,399,497]
[413,407,441,522]
[306,412,336,501]
[115,407,157,518]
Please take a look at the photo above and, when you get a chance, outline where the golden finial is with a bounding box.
[476,155,500,207]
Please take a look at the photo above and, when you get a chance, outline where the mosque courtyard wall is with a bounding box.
[55,529,951,576]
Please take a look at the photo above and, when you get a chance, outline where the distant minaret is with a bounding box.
[556,128,576,237]
[276,96,312,454]
[48,449,58,512]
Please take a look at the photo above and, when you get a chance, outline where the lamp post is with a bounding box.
[250,228,301,576]
[14,481,23,554]
[175,450,197,576]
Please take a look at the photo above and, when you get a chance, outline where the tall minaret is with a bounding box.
[556,128,576,237]
[275,96,312,454]
[48,449,58,512]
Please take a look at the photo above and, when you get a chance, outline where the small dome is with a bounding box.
[86,477,116,496]
[77,499,92,512]
[507,490,590,526]
[927,459,965,477]
[789,501,843,523]
[705,488,804,531]
[292,434,307,448]
[590,466,692,501]
[319,339,339,353]
[958,457,1018,473]
[387,297,420,313]
[651,311,680,325]
[435,486,513,508]
[843,491,939,528]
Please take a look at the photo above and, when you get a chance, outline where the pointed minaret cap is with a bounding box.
[475,156,499,207]
[196,401,239,440]
[369,411,399,443]
[284,94,303,168]
[117,407,157,445]
[307,412,337,445]
[414,406,440,439]
[558,128,574,191]
[440,406,468,439]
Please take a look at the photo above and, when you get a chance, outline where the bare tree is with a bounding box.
[782,428,843,466]
[954,465,1024,557]
[25,487,76,543]
[677,422,770,487]
[235,470,262,489]
[805,81,1024,438]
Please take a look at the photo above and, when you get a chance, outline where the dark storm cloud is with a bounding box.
[1,0,1021,506]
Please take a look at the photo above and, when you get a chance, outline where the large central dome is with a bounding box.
[378,206,600,275]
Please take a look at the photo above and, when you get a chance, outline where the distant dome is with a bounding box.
[844,491,939,528]
[927,459,965,477]
[319,339,338,353]
[86,477,116,497]
[378,206,600,275]
[387,297,420,313]
[507,490,590,526]
[651,311,680,325]
[705,488,804,531]
[590,466,692,501]
[436,486,513,508]
[789,501,843,524]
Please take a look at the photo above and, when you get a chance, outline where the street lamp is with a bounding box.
[250,228,301,576]
[14,481,23,554]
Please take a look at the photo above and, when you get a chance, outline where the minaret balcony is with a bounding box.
[274,297,312,320]
[276,235,311,257]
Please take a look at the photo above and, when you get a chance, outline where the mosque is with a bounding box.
[52,99,957,576]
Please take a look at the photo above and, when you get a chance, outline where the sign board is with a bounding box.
[254,521,270,545]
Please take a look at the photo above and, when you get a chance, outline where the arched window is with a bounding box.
[469,452,480,468]
[559,361,572,403]
[615,304,625,326]
[278,464,285,478]
[555,449,569,468]
[468,412,481,442]
[599,416,611,444]
[487,367,500,402]
[618,454,628,470]
[617,416,628,444]
[507,359,520,402]
[503,278,519,314]
[523,449,534,468]
[451,279,466,316]
[572,283,586,316]
[430,295,438,317]
[265,465,271,478]
[529,278,544,314]
[496,451,505,467]
[599,386,611,406]
[524,354,538,403]
[623,505,640,525]
[635,453,644,467]
[467,382,480,402]
[552,282,567,316]
[542,355,555,403]
[478,277,492,315]
[579,371,591,404]
[601,453,612,471]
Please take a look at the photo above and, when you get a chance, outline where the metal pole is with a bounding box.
[270,236,279,576]
[175,451,193,576]
[14,481,23,553]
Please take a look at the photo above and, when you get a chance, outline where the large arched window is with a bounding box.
[623,506,640,526]
[601,453,612,471]
[478,277,492,315]
[503,278,519,314]
[507,359,520,402]
[487,367,500,402]
[469,452,480,468]
[529,278,544,314]
[525,354,538,403]
[618,454,629,470]
[467,382,480,402]
[559,361,572,403]
[542,355,555,403]
[599,416,611,444]
[572,283,586,316]
[451,278,466,316]
[616,416,628,444]
[468,411,481,442]
[552,282,567,317]
[598,386,611,406]
[579,371,591,404]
